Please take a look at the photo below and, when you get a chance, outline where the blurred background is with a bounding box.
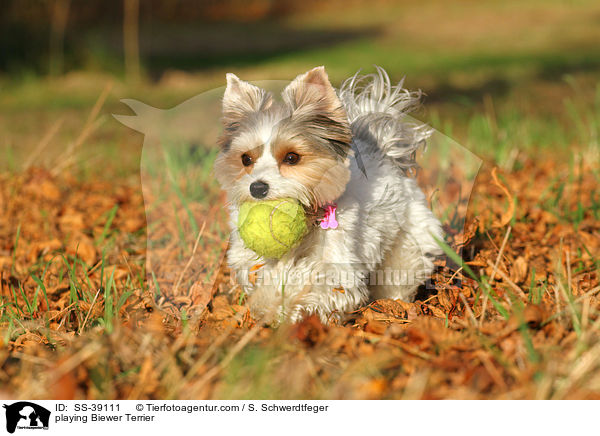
[1,0,599,174]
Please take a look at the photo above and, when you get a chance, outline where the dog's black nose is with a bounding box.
[249,180,269,199]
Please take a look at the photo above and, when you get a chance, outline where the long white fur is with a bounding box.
[222,67,443,324]
[338,66,433,173]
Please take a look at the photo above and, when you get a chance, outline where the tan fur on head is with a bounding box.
[272,138,351,206]
[213,140,263,190]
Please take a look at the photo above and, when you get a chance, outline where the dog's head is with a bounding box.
[214,66,352,209]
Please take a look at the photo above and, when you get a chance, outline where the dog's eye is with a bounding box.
[241,154,253,167]
[283,152,300,165]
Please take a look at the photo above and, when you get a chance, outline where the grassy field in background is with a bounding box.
[0,0,599,399]
[2,0,599,173]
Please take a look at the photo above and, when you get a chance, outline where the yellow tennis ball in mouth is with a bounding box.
[238,199,308,259]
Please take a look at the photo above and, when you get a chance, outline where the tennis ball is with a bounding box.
[238,199,308,259]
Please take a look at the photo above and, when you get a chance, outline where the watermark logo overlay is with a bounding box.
[114,76,482,319]
[3,402,51,433]
[236,265,431,288]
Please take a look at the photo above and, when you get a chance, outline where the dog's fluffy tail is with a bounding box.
[338,66,431,172]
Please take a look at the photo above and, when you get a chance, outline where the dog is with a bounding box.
[214,66,443,324]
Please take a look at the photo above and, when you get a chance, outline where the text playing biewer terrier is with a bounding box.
[214,66,443,323]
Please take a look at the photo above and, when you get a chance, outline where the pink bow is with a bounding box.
[320,204,338,229]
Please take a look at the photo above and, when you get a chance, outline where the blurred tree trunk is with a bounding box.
[49,0,70,76]
[123,0,140,82]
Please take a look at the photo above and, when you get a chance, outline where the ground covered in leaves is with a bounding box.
[1,150,598,400]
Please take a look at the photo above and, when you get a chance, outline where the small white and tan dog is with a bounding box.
[214,66,443,323]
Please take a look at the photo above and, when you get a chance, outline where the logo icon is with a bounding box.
[3,402,50,434]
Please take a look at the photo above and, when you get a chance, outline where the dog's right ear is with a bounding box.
[220,74,272,149]
[222,73,272,125]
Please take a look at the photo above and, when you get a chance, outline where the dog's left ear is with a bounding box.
[282,66,345,120]
[282,66,352,157]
